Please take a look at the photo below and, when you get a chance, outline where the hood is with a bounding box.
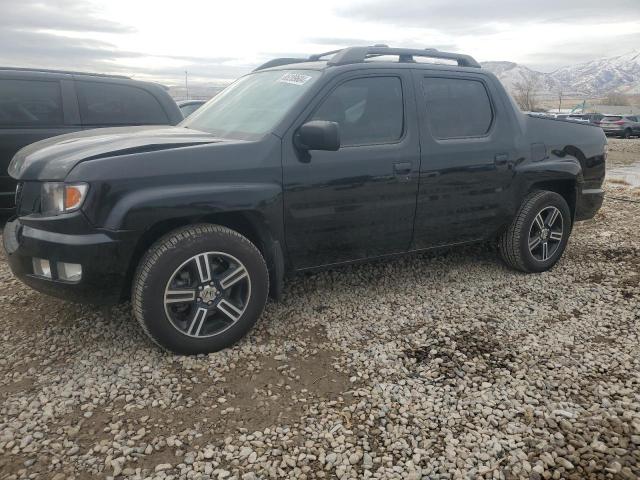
[9,125,223,181]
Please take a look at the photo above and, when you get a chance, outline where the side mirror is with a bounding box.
[295,121,340,151]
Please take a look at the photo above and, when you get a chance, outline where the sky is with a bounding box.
[1,0,639,86]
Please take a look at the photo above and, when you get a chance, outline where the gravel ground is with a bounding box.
[1,139,639,480]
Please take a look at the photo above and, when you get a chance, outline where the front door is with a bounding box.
[282,71,420,269]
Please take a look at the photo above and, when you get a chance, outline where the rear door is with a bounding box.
[412,71,517,248]
[281,70,421,269]
[0,76,79,209]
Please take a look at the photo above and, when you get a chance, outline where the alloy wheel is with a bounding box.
[528,206,564,262]
[163,252,251,338]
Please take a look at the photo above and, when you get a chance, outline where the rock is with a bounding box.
[606,461,622,474]
[349,452,362,465]
[325,452,337,465]
[203,448,215,459]
[556,458,574,470]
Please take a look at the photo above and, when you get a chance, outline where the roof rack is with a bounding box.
[253,45,481,71]
[327,46,481,68]
[0,67,130,79]
[253,58,307,71]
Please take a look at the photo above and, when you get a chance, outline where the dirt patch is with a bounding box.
[203,349,351,434]
[590,334,616,345]
[404,328,516,380]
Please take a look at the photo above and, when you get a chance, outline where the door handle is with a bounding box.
[494,153,509,166]
[393,162,412,175]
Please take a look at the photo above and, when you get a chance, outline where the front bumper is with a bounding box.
[601,127,624,135]
[3,217,136,304]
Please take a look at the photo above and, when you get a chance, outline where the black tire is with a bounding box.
[132,224,269,354]
[499,191,572,273]
[622,129,632,139]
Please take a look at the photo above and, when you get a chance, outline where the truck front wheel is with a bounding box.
[132,224,269,354]
[499,191,572,273]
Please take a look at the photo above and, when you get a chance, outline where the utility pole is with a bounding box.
[558,90,563,113]
[185,70,189,100]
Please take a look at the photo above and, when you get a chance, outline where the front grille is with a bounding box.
[14,182,24,209]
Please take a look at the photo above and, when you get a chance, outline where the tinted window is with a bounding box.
[77,81,168,125]
[422,77,493,139]
[311,77,403,146]
[603,116,622,122]
[180,103,203,118]
[0,79,63,127]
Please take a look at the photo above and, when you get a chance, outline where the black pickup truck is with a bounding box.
[3,46,606,354]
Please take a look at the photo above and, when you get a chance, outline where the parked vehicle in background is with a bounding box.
[599,115,640,138]
[582,113,604,125]
[177,99,207,118]
[3,46,606,354]
[566,114,590,123]
[0,68,183,211]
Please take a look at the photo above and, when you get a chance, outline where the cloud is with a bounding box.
[522,32,640,71]
[0,0,134,33]
[334,0,640,70]
[0,28,248,83]
[1,0,638,86]
[0,0,246,85]
[305,37,388,46]
[338,0,640,30]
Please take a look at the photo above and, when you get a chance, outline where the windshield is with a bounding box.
[182,69,321,139]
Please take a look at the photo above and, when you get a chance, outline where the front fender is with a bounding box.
[100,182,283,232]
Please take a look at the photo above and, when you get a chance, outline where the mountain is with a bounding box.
[480,61,561,93]
[482,50,640,96]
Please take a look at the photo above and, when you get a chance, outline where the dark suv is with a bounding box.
[0,68,183,210]
[3,47,606,354]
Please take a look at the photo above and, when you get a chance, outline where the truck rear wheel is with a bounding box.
[132,224,269,354]
[499,191,572,273]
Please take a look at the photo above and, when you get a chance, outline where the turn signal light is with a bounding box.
[64,185,86,210]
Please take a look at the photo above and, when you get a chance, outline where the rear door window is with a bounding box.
[0,79,63,127]
[76,81,169,126]
[421,77,493,139]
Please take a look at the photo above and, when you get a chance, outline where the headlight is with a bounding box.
[41,182,89,215]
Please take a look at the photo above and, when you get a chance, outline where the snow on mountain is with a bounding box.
[481,61,561,93]
[552,50,640,94]
[482,50,640,96]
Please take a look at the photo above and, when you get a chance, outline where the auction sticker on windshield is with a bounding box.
[278,73,313,85]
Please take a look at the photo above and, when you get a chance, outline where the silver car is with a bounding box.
[600,115,640,138]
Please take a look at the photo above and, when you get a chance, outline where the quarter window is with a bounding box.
[422,77,493,139]
[0,79,63,127]
[77,81,169,125]
[311,77,404,146]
